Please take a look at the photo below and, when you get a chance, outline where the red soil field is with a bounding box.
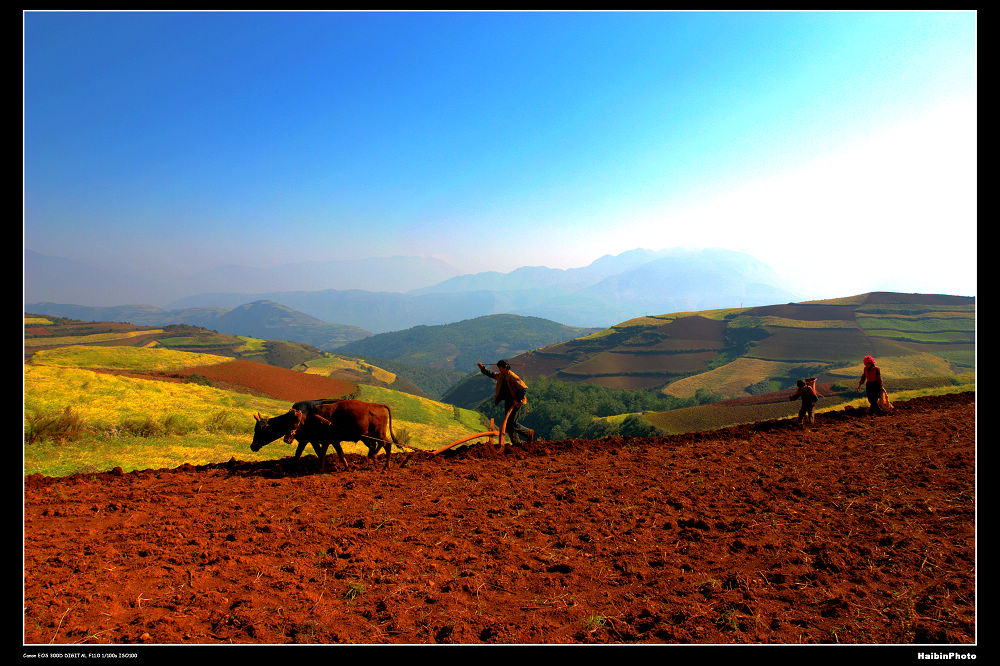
[743,303,860,321]
[515,349,579,380]
[658,315,727,340]
[720,383,849,407]
[23,393,975,646]
[173,359,355,402]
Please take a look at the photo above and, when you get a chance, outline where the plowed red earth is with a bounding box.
[24,393,975,646]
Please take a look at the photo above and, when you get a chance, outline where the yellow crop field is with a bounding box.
[663,358,813,399]
[576,328,622,341]
[25,364,287,433]
[613,315,674,328]
[825,352,957,379]
[297,355,397,384]
[357,385,484,431]
[25,317,54,325]
[29,345,233,372]
[611,308,747,329]
[24,349,489,476]
[234,336,267,353]
[24,329,165,346]
[659,307,748,321]
[23,362,293,476]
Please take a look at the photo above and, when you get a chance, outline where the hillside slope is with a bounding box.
[23,314,420,398]
[444,291,974,409]
[26,300,372,350]
[24,341,487,473]
[336,314,599,371]
[24,392,975,645]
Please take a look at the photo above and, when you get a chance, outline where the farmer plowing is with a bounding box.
[433,360,534,456]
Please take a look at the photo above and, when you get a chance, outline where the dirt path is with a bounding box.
[24,393,975,645]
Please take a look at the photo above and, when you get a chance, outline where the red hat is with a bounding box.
[863,355,875,365]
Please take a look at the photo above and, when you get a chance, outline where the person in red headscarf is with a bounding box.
[856,355,884,414]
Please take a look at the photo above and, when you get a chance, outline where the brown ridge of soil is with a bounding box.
[170,359,356,402]
[720,383,852,407]
[68,359,358,402]
[24,393,975,645]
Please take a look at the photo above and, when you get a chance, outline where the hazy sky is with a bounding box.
[24,10,977,299]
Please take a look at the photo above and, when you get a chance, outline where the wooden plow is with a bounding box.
[432,405,516,456]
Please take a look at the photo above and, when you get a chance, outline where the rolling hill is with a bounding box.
[442,291,975,409]
[24,289,976,473]
[23,318,489,476]
[335,314,599,372]
[25,306,600,400]
[23,314,417,397]
[26,300,371,350]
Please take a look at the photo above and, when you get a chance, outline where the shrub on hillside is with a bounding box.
[694,387,725,404]
[618,414,663,438]
[119,417,165,438]
[24,406,86,444]
[581,419,618,440]
[206,410,252,436]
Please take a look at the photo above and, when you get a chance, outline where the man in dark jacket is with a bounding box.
[478,360,535,445]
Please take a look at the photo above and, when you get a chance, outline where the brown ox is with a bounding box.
[251,399,399,471]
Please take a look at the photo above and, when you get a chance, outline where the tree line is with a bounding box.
[475,375,723,441]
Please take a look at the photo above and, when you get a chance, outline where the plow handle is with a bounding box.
[431,411,516,457]
[496,404,515,454]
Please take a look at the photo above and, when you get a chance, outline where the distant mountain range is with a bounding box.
[27,246,804,332]
[46,247,795,332]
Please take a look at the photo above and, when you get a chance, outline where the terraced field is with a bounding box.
[499,292,974,408]
[745,326,873,362]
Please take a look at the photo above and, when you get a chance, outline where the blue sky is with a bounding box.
[24,10,977,299]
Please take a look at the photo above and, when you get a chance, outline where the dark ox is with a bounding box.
[251,399,400,470]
